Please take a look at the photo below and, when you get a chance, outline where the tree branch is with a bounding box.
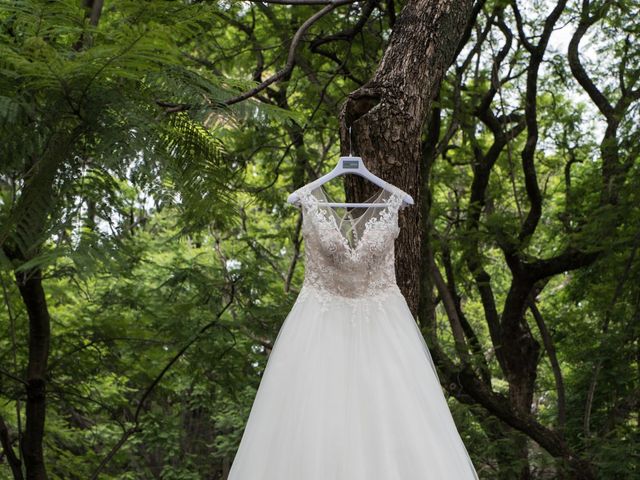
[0,368,27,387]
[529,298,566,430]
[245,0,345,4]
[515,0,568,243]
[430,253,471,364]
[310,0,378,49]
[89,284,236,480]
[567,1,614,119]
[223,1,354,105]
[0,414,23,480]
[440,244,492,384]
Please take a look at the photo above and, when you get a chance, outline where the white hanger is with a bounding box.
[287,128,414,209]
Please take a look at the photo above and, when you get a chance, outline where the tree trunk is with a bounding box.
[2,143,65,480]
[336,1,597,478]
[15,269,51,480]
[339,0,473,314]
[2,222,53,480]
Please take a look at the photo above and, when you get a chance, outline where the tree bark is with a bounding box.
[1,134,71,480]
[335,1,596,478]
[15,269,50,480]
[339,0,474,315]
[2,148,60,480]
[2,1,106,475]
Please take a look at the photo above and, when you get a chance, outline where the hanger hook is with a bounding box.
[348,126,353,156]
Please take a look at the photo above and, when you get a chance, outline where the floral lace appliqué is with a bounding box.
[291,183,405,322]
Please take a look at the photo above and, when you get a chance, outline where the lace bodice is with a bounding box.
[292,183,405,314]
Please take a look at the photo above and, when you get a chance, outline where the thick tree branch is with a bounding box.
[526,248,600,280]
[515,0,568,244]
[567,1,614,119]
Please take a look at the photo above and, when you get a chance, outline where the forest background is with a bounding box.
[0,0,638,479]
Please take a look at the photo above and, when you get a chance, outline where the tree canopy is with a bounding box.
[0,1,638,479]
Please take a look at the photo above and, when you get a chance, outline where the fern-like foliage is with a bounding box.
[0,0,289,268]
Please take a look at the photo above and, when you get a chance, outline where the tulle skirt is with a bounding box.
[228,284,479,479]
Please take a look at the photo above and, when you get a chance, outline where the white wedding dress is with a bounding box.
[228,184,479,479]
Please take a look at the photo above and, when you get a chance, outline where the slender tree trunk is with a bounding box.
[2,141,67,480]
[339,0,473,314]
[14,269,50,480]
[2,160,56,480]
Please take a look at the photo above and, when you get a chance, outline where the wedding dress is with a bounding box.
[228,183,479,479]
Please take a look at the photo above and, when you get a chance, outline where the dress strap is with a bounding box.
[291,184,312,209]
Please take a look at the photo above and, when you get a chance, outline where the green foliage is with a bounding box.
[0,0,638,479]
[0,1,306,478]
[0,0,302,259]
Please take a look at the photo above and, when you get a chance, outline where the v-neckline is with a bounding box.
[308,184,399,254]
